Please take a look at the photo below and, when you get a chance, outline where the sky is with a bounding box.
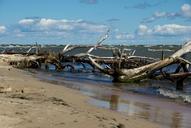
[0,0,191,45]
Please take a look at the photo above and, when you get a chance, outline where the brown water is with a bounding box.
[30,70,191,128]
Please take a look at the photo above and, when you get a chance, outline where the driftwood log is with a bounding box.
[89,41,191,85]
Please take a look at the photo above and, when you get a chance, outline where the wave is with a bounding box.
[157,88,191,103]
[148,48,173,52]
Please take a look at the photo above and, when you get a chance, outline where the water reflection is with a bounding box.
[90,93,191,128]
[109,95,119,110]
[34,70,191,128]
[171,112,182,128]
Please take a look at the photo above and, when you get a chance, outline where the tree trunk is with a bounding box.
[89,41,191,82]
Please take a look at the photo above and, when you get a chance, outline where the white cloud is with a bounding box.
[39,18,57,26]
[80,0,98,4]
[181,4,191,18]
[154,11,166,17]
[37,18,74,31]
[142,3,191,23]
[137,24,152,36]
[19,19,35,25]
[136,24,191,37]
[115,33,135,40]
[0,26,6,33]
[18,18,108,33]
[8,18,110,43]
[16,33,25,37]
[153,24,191,36]
[142,11,180,23]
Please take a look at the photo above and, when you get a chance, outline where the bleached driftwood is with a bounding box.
[89,41,191,83]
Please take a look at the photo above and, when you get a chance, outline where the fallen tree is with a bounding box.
[89,41,191,87]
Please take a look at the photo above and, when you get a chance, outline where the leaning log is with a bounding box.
[89,41,191,82]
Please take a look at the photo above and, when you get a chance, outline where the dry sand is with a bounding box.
[0,61,161,128]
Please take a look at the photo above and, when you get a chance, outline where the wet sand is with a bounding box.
[34,70,191,128]
[0,62,163,128]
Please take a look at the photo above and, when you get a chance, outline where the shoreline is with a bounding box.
[33,68,191,128]
[0,62,161,128]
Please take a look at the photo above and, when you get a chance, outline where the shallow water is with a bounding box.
[29,68,191,128]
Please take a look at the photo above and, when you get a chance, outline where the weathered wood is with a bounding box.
[89,41,191,83]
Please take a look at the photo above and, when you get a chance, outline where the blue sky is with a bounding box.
[0,0,191,44]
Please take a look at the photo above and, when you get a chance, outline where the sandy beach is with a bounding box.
[0,61,161,128]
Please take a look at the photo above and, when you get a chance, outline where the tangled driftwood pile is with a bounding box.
[0,31,191,90]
